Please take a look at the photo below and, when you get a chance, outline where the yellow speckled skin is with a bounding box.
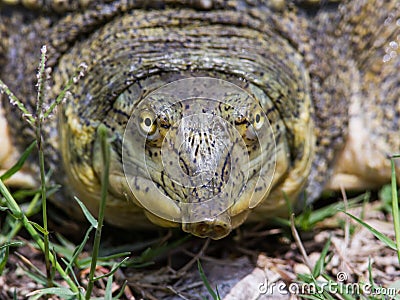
[0,0,399,239]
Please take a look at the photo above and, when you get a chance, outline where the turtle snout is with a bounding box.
[183,218,232,240]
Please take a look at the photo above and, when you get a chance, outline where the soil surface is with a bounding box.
[1,197,399,300]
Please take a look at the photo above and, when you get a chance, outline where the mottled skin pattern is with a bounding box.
[0,0,399,239]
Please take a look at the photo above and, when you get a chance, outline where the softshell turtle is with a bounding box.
[0,0,399,239]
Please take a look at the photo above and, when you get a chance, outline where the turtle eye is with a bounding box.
[253,108,265,130]
[139,110,157,136]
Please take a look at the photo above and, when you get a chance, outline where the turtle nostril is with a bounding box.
[196,222,209,235]
[182,210,232,240]
[213,224,228,236]
[192,222,231,239]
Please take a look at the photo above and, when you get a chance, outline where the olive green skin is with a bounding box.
[0,0,399,239]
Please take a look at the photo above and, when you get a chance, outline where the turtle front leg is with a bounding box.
[326,0,400,191]
[0,95,36,188]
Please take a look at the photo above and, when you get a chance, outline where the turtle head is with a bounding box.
[63,74,310,239]
[56,6,314,239]
[119,77,276,239]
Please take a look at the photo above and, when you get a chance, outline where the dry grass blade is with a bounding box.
[290,213,312,270]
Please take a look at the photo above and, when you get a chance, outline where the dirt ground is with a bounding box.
[0,198,399,300]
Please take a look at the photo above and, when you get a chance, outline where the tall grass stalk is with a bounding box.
[85,124,110,299]
[0,46,88,298]
[0,179,81,296]
[35,45,52,287]
[1,193,40,244]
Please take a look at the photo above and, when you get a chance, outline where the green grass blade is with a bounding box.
[305,199,353,226]
[0,179,82,296]
[216,286,221,300]
[123,236,190,268]
[367,257,377,290]
[341,211,397,250]
[390,156,400,264]
[0,241,24,250]
[17,259,48,286]
[311,278,336,300]
[12,184,60,201]
[77,251,131,269]
[85,124,110,299]
[0,179,23,218]
[283,191,294,215]
[96,252,132,262]
[298,295,323,300]
[197,260,220,300]
[273,197,363,230]
[28,221,48,235]
[1,193,41,244]
[93,257,129,281]
[51,235,77,261]
[0,246,9,275]
[297,273,313,282]
[0,241,24,274]
[312,237,331,278]
[113,281,127,300]
[104,274,114,300]
[387,280,400,299]
[379,185,394,213]
[66,227,93,271]
[0,48,85,298]
[28,287,77,300]
[74,196,98,228]
[0,140,36,181]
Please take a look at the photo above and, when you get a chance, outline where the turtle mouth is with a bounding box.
[116,142,275,237]
[105,167,262,239]
[182,211,232,239]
